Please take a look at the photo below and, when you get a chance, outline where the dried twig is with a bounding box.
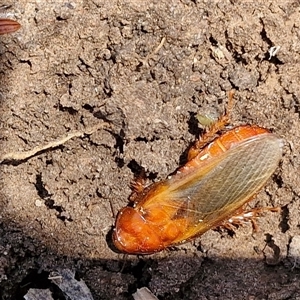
[0,122,110,163]
[136,37,166,66]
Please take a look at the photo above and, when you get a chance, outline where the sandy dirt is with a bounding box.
[0,1,300,299]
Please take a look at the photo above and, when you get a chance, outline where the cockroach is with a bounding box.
[113,92,283,254]
[0,19,21,35]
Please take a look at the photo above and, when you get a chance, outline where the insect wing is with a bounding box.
[0,19,21,35]
[163,133,283,242]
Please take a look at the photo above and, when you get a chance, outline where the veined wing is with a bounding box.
[158,133,283,242]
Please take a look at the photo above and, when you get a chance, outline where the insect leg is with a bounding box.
[188,90,235,160]
[220,206,280,233]
[129,168,147,202]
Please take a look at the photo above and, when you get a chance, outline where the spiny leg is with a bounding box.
[219,206,280,233]
[129,167,147,202]
[188,90,235,160]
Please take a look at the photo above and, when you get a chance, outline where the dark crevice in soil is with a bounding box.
[82,103,94,112]
[187,111,202,138]
[15,269,65,300]
[114,129,125,154]
[58,104,78,115]
[127,159,144,177]
[274,173,284,189]
[208,36,218,46]
[259,25,284,65]
[127,160,158,182]
[264,233,281,262]
[134,135,160,143]
[114,156,125,168]
[112,129,126,167]
[259,26,273,47]
[134,136,148,142]
[279,205,290,233]
[34,174,73,222]
[127,259,153,295]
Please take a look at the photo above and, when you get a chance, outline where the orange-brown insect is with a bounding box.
[0,19,21,35]
[113,92,283,254]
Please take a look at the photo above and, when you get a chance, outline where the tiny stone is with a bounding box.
[35,200,43,207]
